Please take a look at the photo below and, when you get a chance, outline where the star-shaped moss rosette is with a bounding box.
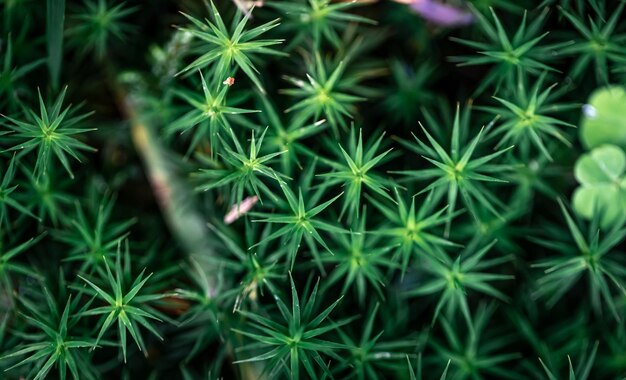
[572,144,626,226]
[580,86,626,151]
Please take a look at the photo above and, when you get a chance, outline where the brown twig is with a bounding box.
[107,62,264,380]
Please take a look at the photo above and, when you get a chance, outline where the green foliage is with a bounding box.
[451,6,560,95]
[318,127,394,221]
[17,165,72,225]
[334,303,417,380]
[532,200,626,321]
[46,0,65,90]
[1,87,95,179]
[167,70,259,154]
[54,195,135,273]
[1,293,96,380]
[256,96,327,176]
[0,234,43,291]
[580,86,626,150]
[393,105,513,236]
[178,1,284,93]
[170,257,224,363]
[77,243,166,361]
[405,240,513,328]
[282,54,365,137]
[234,275,352,379]
[539,341,598,380]
[0,36,44,113]
[320,208,397,304]
[196,127,285,205]
[572,144,626,226]
[559,1,626,84]
[368,188,455,274]
[479,72,576,160]
[408,354,450,380]
[252,177,345,269]
[0,155,39,228]
[384,61,436,126]
[3,0,626,378]
[430,303,520,379]
[268,0,374,49]
[66,0,136,60]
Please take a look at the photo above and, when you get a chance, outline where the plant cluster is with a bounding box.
[1,0,626,379]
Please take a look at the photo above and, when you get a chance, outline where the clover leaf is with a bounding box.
[581,86,626,150]
[572,144,626,226]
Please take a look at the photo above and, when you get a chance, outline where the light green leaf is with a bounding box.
[572,144,626,226]
[581,86,626,150]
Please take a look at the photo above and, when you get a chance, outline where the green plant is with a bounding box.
[0,235,43,291]
[3,0,626,378]
[580,86,626,150]
[282,54,365,137]
[77,243,166,361]
[559,1,626,84]
[393,105,513,236]
[196,127,285,205]
[317,127,394,221]
[430,303,520,379]
[0,36,44,113]
[572,144,626,226]
[178,2,284,93]
[1,293,97,380]
[1,87,94,179]
[268,0,374,49]
[320,208,397,304]
[167,70,259,155]
[234,275,352,378]
[368,188,455,274]
[539,341,599,380]
[0,155,39,228]
[54,195,135,273]
[451,6,561,95]
[479,72,576,160]
[405,240,513,328]
[66,0,136,60]
[334,303,417,380]
[532,200,626,321]
[252,178,345,269]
